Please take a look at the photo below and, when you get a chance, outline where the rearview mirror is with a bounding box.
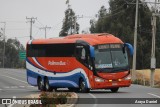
[124,43,134,56]
[90,46,95,58]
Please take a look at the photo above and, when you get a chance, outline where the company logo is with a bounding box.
[2,99,11,104]
[48,61,66,66]
[1,98,42,105]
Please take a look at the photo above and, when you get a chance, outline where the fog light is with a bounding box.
[125,75,131,80]
[95,77,105,82]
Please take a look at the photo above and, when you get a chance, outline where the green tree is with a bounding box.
[59,7,79,37]
[0,38,25,68]
[90,0,160,69]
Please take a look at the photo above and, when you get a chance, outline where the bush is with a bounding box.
[30,92,71,107]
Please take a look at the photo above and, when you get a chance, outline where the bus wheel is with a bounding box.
[110,88,119,93]
[79,79,89,93]
[44,77,52,92]
[38,77,44,91]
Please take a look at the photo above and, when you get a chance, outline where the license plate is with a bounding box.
[112,83,117,86]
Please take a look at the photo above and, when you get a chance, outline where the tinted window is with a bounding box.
[27,43,75,57]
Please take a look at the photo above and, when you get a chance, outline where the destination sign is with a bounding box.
[98,44,109,50]
[110,44,121,48]
[98,44,121,50]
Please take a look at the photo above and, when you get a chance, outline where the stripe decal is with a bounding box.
[26,61,90,88]
[32,57,46,69]
[49,80,79,87]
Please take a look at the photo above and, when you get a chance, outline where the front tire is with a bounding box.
[110,88,119,93]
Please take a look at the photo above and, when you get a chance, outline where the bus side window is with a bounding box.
[76,46,88,66]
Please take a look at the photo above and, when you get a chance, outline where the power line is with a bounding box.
[39,26,51,38]
[9,36,30,39]
[73,15,83,34]
[36,19,44,27]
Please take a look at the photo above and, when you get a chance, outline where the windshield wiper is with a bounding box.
[112,67,129,72]
[96,68,113,72]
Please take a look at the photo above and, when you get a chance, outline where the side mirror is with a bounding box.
[90,46,95,58]
[124,43,134,56]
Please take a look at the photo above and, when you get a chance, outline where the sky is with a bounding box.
[0,0,109,47]
[0,0,158,48]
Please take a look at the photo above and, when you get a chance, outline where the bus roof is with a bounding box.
[28,33,123,46]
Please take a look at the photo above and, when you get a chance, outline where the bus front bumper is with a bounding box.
[94,79,131,89]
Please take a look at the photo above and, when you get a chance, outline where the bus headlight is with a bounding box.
[95,77,105,82]
[125,75,131,80]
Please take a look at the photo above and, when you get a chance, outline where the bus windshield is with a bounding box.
[95,44,129,72]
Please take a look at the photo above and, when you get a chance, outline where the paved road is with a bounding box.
[0,68,160,107]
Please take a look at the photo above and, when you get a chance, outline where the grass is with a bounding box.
[132,69,160,87]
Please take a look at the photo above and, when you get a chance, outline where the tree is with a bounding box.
[89,0,160,69]
[0,38,25,68]
[59,2,79,37]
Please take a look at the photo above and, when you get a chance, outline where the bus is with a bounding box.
[26,33,133,93]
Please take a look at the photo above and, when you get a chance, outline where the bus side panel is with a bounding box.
[48,72,86,88]
[26,57,91,88]
[27,69,38,86]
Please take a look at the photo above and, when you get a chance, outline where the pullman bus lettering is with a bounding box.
[26,33,133,93]
[48,61,66,65]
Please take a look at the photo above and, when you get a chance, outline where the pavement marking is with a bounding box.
[3,88,31,91]
[1,71,26,79]
[89,93,97,107]
[27,86,35,88]
[0,74,27,84]
[2,86,36,90]
[8,96,17,107]
[148,93,160,98]
[4,86,10,88]
[10,86,18,88]
[19,86,25,88]
[8,104,14,107]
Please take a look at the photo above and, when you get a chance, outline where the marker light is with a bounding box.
[109,80,112,82]
[118,79,122,81]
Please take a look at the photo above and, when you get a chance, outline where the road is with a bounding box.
[0,68,160,107]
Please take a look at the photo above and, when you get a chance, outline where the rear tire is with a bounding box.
[79,79,89,93]
[44,77,53,92]
[38,77,45,91]
[110,88,119,93]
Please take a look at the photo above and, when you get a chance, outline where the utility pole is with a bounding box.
[26,17,37,40]
[127,0,160,82]
[132,0,139,81]
[0,22,6,68]
[74,16,77,34]
[73,15,83,34]
[39,26,51,39]
[150,0,159,87]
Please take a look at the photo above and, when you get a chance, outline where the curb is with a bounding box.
[13,92,78,107]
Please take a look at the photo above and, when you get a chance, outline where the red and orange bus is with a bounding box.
[26,33,133,92]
